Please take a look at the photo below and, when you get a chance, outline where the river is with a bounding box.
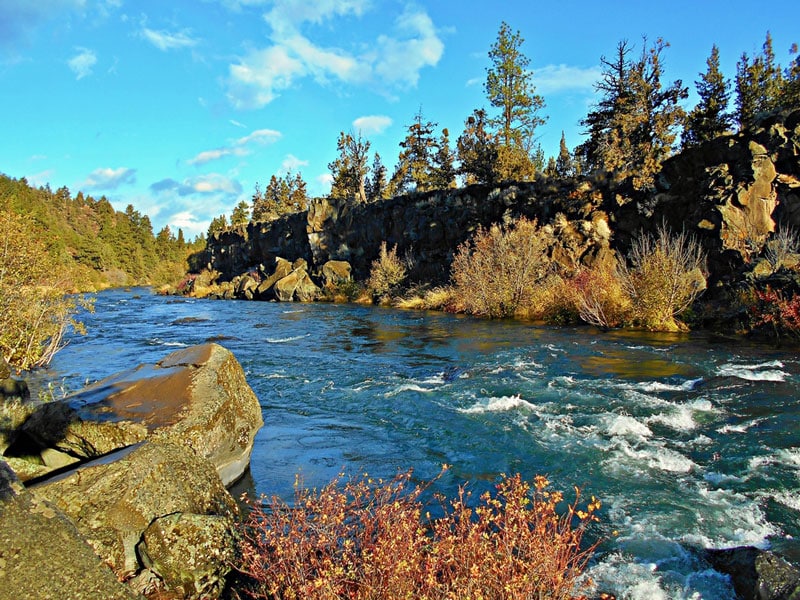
[30,288,800,599]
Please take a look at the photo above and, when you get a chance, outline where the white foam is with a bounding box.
[607,414,653,438]
[266,334,311,343]
[772,490,800,511]
[459,394,538,414]
[385,383,434,396]
[647,405,698,431]
[717,361,788,381]
[163,341,188,347]
[638,377,704,393]
[609,440,697,473]
[776,448,800,469]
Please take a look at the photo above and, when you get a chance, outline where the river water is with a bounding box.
[31,288,800,599]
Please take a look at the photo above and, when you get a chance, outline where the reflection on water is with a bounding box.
[33,288,800,600]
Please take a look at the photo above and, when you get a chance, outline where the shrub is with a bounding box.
[368,242,408,299]
[572,261,631,329]
[450,217,552,318]
[619,225,706,332]
[0,207,91,372]
[234,470,600,600]
[765,226,800,272]
[751,286,800,338]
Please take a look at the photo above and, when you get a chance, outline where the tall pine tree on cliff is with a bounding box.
[735,32,784,129]
[579,38,686,191]
[329,131,371,204]
[683,45,733,147]
[484,22,546,182]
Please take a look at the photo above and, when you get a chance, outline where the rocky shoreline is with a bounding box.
[0,344,262,599]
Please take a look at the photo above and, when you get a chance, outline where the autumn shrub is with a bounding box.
[367,242,408,299]
[751,286,800,338]
[234,470,600,600]
[572,260,632,329]
[0,207,92,372]
[619,225,706,332]
[450,217,553,318]
[395,285,455,311]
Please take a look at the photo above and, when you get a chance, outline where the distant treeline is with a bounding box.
[0,173,202,290]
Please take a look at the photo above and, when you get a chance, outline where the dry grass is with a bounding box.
[234,469,600,600]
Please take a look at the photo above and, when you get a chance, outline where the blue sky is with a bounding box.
[1,0,797,238]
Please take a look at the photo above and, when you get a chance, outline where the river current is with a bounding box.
[31,288,800,599]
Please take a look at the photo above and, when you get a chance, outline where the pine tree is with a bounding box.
[456,108,498,185]
[430,128,457,190]
[328,132,370,204]
[389,108,439,194]
[485,22,546,153]
[579,38,687,191]
[544,156,558,178]
[252,173,309,221]
[230,200,250,226]
[683,45,733,147]
[736,32,784,128]
[783,43,800,106]
[555,131,574,177]
[365,153,388,202]
[207,214,228,237]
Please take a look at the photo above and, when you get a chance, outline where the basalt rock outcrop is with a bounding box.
[0,343,263,599]
[203,108,800,298]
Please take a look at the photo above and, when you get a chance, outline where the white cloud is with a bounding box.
[68,47,97,79]
[82,166,136,190]
[228,45,305,108]
[532,64,602,95]
[229,119,247,128]
[189,128,282,165]
[141,27,199,51]
[352,115,392,135]
[227,4,443,109]
[373,8,443,87]
[280,154,308,173]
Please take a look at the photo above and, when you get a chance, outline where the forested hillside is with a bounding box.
[0,174,201,290]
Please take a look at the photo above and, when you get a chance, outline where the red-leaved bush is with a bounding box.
[233,469,600,600]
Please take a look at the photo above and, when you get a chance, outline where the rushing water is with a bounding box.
[31,288,800,599]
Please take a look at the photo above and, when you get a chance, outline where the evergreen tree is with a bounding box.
[579,38,687,191]
[544,156,558,178]
[252,173,309,221]
[389,108,439,194]
[230,200,250,226]
[365,153,388,202]
[456,108,498,185]
[555,131,574,177]
[783,43,800,106]
[430,128,457,190]
[683,45,733,147]
[207,214,228,237]
[328,131,370,204]
[485,22,546,153]
[736,32,784,128]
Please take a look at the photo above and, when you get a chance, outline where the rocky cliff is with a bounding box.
[203,108,800,293]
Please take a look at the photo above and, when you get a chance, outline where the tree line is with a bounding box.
[208,25,799,235]
[0,174,202,290]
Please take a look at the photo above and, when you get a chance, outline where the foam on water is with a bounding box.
[716,360,788,381]
[385,383,436,396]
[606,439,697,474]
[266,334,311,343]
[606,414,653,439]
[772,490,800,511]
[459,394,538,414]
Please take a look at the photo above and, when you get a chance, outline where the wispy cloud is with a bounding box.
[532,64,601,95]
[141,27,199,51]
[189,128,282,165]
[68,47,97,79]
[226,4,443,109]
[0,0,85,47]
[352,115,392,135]
[280,154,308,173]
[82,166,136,190]
[148,173,246,238]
